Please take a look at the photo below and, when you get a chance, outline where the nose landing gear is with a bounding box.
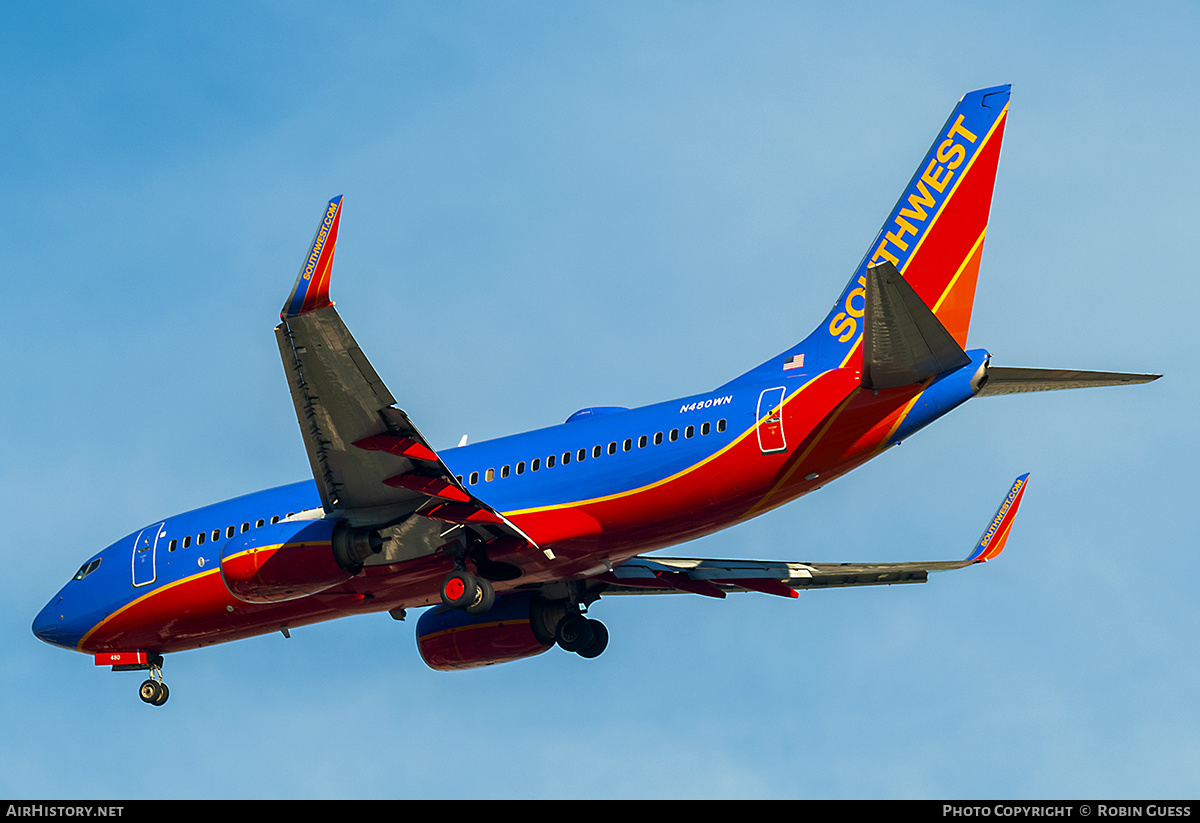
[136,656,169,706]
[99,651,170,706]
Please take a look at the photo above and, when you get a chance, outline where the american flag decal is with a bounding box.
[783,354,804,370]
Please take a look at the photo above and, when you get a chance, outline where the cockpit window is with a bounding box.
[73,558,101,581]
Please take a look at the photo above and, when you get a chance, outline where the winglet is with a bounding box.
[282,196,343,320]
[968,473,1029,563]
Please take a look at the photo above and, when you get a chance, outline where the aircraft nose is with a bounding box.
[32,594,76,649]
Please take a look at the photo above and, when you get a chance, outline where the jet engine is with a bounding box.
[415,591,567,671]
[220,519,381,604]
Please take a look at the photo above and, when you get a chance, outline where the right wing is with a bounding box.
[596,474,1029,598]
[275,197,542,566]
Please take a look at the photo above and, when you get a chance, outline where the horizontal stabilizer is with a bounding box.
[863,261,971,389]
[976,367,1161,397]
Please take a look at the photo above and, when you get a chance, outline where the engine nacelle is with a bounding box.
[220,519,380,604]
[416,591,567,671]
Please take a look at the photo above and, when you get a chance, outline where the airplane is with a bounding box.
[33,84,1158,705]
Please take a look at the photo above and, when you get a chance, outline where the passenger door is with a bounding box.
[756,387,787,454]
[132,522,166,587]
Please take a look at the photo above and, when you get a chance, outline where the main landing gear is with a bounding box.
[529,594,609,660]
[440,570,495,615]
[439,573,611,661]
[554,612,608,659]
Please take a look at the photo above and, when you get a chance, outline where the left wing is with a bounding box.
[596,474,1029,598]
[276,197,541,565]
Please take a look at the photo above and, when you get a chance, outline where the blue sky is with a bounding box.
[3,1,1197,799]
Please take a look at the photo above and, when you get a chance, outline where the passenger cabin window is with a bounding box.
[547,454,556,468]
[623,438,632,451]
[592,445,602,459]
[654,432,663,445]
[168,539,177,552]
[227,526,236,539]
[702,422,711,435]
[670,429,679,442]
[608,442,617,455]
[577,448,586,462]
[501,465,510,478]
[639,435,647,448]
[183,535,191,549]
[685,425,694,439]
[532,458,541,471]
[212,529,220,542]
[256,519,265,528]
[485,468,495,482]
[469,472,479,485]
[271,516,280,524]
[242,522,250,533]
[516,461,525,475]
[197,532,206,545]
[562,452,570,465]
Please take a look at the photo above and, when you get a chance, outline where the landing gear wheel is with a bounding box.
[555,613,595,653]
[151,682,169,706]
[441,571,495,615]
[441,571,479,610]
[576,620,609,659]
[464,577,495,616]
[139,679,168,706]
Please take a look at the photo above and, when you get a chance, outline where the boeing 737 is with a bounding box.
[33,85,1157,705]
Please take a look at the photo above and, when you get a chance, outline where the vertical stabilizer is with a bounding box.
[727,85,1009,388]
